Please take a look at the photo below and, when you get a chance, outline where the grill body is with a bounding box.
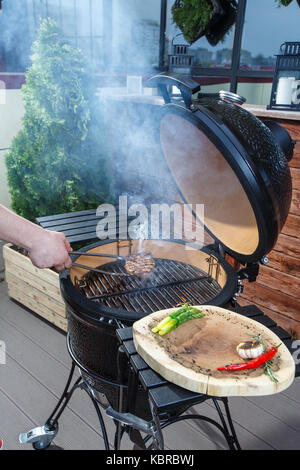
[60,239,238,412]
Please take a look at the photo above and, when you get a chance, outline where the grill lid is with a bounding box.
[148,73,293,264]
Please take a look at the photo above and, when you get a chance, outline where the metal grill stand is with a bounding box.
[19,337,241,451]
[111,328,242,450]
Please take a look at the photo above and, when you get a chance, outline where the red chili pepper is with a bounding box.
[217,347,278,372]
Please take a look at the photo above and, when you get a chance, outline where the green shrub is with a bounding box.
[6,18,112,221]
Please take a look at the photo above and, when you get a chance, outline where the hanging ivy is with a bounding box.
[172,0,214,44]
[275,0,294,6]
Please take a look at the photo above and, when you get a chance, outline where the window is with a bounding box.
[1,0,300,105]
[162,0,300,104]
[0,0,162,74]
[240,0,300,72]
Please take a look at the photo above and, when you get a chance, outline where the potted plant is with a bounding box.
[171,0,237,45]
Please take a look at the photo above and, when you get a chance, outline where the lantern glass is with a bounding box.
[269,42,300,111]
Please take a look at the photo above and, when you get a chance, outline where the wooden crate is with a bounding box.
[3,244,67,332]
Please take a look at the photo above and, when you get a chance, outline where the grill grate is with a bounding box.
[75,258,222,313]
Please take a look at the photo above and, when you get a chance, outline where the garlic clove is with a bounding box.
[236,341,264,359]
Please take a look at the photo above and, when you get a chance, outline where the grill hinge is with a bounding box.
[237,262,260,283]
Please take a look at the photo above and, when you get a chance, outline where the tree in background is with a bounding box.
[6,18,112,221]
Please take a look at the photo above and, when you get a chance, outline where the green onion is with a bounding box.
[151,304,205,336]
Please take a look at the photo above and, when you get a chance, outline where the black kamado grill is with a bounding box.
[19,73,295,450]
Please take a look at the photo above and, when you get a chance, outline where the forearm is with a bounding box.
[0,204,72,271]
[0,204,44,251]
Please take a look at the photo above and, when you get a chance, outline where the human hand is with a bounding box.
[28,229,72,272]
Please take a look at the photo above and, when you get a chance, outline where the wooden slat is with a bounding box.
[7,285,67,331]
[289,144,300,169]
[225,395,300,450]
[281,214,300,238]
[0,389,36,450]
[68,233,98,243]
[5,264,63,303]
[273,233,300,258]
[238,297,300,339]
[53,225,101,237]
[290,167,300,188]
[256,265,300,300]
[267,250,300,277]
[6,273,66,318]
[279,120,300,141]
[41,214,137,230]
[241,282,300,322]
[291,190,300,216]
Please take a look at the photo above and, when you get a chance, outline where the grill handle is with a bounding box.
[146,71,200,109]
[106,407,153,434]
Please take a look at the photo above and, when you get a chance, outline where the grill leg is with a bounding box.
[19,362,82,450]
[213,398,242,450]
[148,399,164,451]
[127,365,147,450]
[46,361,78,425]
[115,346,128,451]
[45,361,82,427]
[83,386,110,451]
[222,398,242,451]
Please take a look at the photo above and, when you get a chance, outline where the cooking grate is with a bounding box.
[75,258,222,313]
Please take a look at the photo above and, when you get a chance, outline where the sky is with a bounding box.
[243,0,300,57]
[171,0,300,58]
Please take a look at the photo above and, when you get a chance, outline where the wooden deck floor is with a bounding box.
[1,244,300,450]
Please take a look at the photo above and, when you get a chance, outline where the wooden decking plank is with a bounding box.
[0,282,69,367]
[282,378,300,405]
[216,395,300,450]
[158,414,225,450]
[187,402,274,450]
[245,391,300,433]
[0,354,117,450]
[0,313,131,447]
[0,388,35,450]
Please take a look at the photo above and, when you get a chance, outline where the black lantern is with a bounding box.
[268,42,300,111]
[168,35,194,76]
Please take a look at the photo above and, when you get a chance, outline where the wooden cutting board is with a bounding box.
[133,306,295,397]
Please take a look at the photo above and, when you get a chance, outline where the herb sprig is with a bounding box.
[247,333,281,383]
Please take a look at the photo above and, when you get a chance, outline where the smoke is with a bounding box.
[0,0,208,247]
